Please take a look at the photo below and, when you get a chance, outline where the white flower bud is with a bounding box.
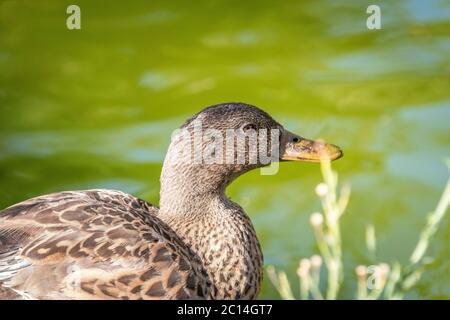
[379,263,390,276]
[356,265,367,278]
[315,183,328,197]
[310,255,322,269]
[310,212,324,227]
[297,258,311,278]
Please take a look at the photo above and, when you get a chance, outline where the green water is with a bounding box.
[0,0,449,299]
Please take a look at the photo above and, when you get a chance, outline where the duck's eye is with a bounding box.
[292,137,300,143]
[242,123,257,132]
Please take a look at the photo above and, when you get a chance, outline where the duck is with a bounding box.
[0,102,342,300]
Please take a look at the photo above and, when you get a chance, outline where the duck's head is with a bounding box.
[174,102,341,164]
[160,102,342,213]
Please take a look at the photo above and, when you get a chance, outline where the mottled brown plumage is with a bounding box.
[0,102,342,300]
[0,190,210,299]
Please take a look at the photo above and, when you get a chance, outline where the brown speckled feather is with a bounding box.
[0,189,212,300]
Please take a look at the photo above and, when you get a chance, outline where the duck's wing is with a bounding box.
[0,189,210,300]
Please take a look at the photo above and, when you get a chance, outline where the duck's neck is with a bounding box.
[158,161,263,299]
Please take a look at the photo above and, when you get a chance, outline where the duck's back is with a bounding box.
[0,189,211,299]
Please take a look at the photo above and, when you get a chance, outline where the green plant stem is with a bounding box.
[320,159,344,300]
[410,173,450,265]
[309,277,324,300]
[383,263,401,299]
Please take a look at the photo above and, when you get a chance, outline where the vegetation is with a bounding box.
[268,159,450,300]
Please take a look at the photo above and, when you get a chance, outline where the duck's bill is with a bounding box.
[280,130,343,162]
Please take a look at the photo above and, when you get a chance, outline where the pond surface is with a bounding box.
[0,0,449,299]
